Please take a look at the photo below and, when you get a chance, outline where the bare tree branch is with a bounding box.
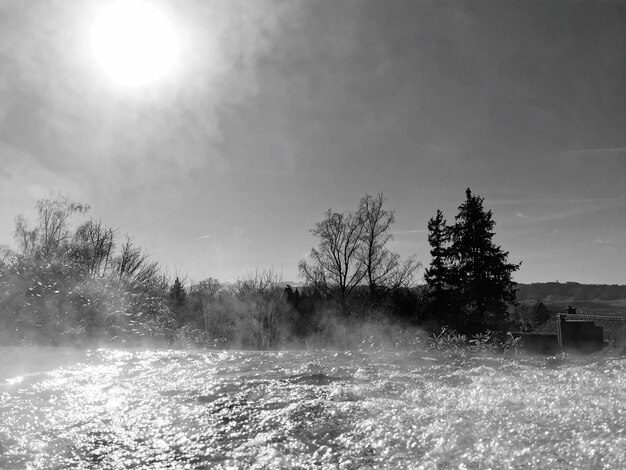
[299,209,366,314]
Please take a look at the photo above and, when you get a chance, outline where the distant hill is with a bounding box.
[516,282,626,313]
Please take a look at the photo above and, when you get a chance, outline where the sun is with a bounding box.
[90,0,181,88]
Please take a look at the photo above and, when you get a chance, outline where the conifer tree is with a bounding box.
[532,301,550,326]
[425,209,450,292]
[448,188,520,331]
[170,277,186,307]
[424,209,453,320]
[169,276,187,326]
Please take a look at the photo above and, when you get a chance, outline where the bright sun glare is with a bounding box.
[90,0,181,88]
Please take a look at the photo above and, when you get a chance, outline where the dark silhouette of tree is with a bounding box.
[284,284,302,308]
[532,301,550,326]
[357,193,419,301]
[169,276,187,327]
[448,188,520,331]
[300,195,421,316]
[299,209,366,315]
[425,189,519,332]
[284,284,295,303]
[170,277,186,306]
[424,209,452,321]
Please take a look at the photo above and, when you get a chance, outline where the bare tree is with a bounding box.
[230,268,290,349]
[189,278,222,332]
[190,278,222,299]
[115,236,160,290]
[35,195,90,258]
[299,209,366,314]
[358,193,420,298]
[71,219,116,278]
[232,268,283,296]
[13,214,38,255]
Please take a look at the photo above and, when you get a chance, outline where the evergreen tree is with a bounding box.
[169,277,187,326]
[170,277,186,307]
[448,189,520,332]
[425,209,450,292]
[424,209,453,321]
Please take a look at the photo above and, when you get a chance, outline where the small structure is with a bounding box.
[516,306,611,354]
[555,307,604,352]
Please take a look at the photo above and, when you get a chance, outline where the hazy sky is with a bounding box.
[0,0,624,284]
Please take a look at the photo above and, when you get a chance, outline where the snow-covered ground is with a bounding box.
[1,348,625,469]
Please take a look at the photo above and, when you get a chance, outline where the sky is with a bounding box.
[0,0,624,285]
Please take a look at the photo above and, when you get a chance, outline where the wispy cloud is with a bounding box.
[490,197,552,206]
[508,198,626,226]
[513,211,566,223]
[594,238,618,252]
[392,229,427,235]
[568,197,623,203]
[493,195,626,208]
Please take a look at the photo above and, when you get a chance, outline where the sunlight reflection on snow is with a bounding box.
[4,376,24,386]
[0,349,624,469]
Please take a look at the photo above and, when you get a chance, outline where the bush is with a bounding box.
[229,271,297,349]
[426,327,513,354]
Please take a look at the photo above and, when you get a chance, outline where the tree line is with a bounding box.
[0,189,520,348]
[517,282,626,303]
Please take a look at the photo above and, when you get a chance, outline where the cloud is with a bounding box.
[568,197,622,203]
[506,197,626,227]
[392,229,427,235]
[593,239,618,252]
[490,198,545,206]
[195,234,212,240]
